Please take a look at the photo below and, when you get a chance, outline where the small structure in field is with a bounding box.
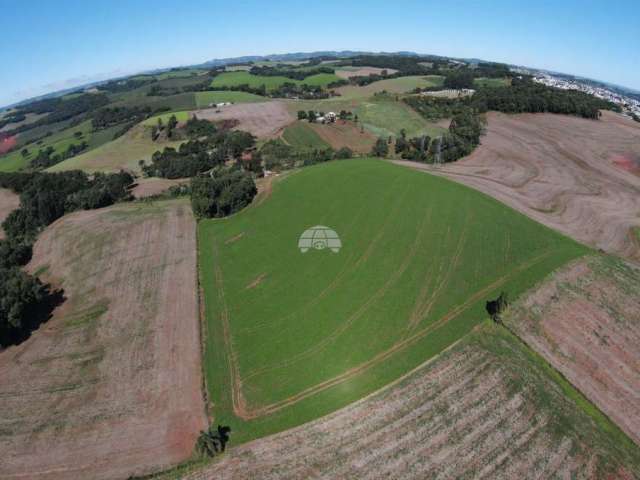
[208,101,233,108]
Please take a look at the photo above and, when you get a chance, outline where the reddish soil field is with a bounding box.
[611,153,640,175]
[307,120,376,153]
[0,187,20,239]
[0,199,206,479]
[395,111,640,262]
[0,134,17,154]
[170,323,639,479]
[191,102,294,138]
[505,255,640,446]
[131,177,190,198]
[335,67,398,79]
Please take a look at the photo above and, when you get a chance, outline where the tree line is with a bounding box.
[471,77,620,119]
[8,93,110,135]
[0,169,133,347]
[141,117,256,179]
[249,65,335,80]
[258,139,353,171]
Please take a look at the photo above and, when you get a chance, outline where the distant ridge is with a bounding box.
[4,50,638,110]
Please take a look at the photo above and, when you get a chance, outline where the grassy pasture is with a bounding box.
[355,97,448,138]
[141,110,191,126]
[337,75,445,99]
[195,91,268,108]
[0,119,121,172]
[288,95,447,140]
[48,123,181,173]
[210,71,342,92]
[199,159,588,443]
[282,121,330,150]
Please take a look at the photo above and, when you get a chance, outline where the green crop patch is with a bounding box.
[282,122,330,150]
[199,159,588,443]
[210,71,341,92]
[195,91,268,108]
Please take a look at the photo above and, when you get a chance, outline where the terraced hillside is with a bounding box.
[199,159,588,443]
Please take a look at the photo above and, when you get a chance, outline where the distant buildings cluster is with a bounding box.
[530,72,640,119]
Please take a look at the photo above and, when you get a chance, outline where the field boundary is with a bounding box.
[222,247,553,419]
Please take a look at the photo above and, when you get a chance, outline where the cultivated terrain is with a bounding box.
[164,323,640,479]
[397,111,640,262]
[199,159,587,443]
[505,255,640,446]
[0,200,206,479]
[1,52,639,480]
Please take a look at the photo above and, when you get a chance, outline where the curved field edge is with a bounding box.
[198,158,590,444]
[148,321,640,479]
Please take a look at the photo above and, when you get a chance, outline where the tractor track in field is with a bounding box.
[180,320,640,480]
[234,250,553,419]
[211,237,250,420]
[242,205,433,383]
[405,212,472,336]
[395,111,640,263]
[239,176,408,336]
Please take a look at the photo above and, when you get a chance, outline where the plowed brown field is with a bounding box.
[395,111,640,262]
[191,102,294,138]
[0,199,206,479]
[505,255,640,446]
[131,177,190,198]
[170,322,640,480]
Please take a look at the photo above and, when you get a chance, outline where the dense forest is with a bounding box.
[191,169,257,218]
[141,118,256,178]
[471,78,619,118]
[249,65,335,80]
[258,139,352,171]
[9,94,110,133]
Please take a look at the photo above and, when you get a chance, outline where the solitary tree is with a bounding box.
[371,137,389,157]
[196,425,232,457]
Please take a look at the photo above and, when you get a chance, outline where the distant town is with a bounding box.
[515,69,640,119]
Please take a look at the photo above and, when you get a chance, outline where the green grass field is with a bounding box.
[355,96,448,138]
[337,75,445,99]
[141,110,191,126]
[282,121,330,150]
[195,91,268,108]
[48,123,181,173]
[289,94,447,140]
[210,71,342,92]
[0,119,121,172]
[199,159,589,443]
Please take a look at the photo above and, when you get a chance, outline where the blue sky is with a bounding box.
[1,0,638,106]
